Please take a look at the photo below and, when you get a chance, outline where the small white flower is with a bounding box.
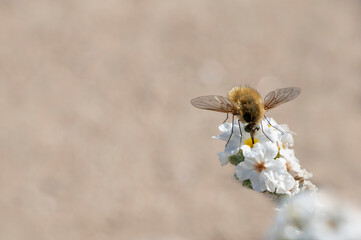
[268,192,361,240]
[262,117,295,148]
[278,148,301,174]
[214,119,275,152]
[268,192,317,240]
[213,117,311,196]
[217,148,239,166]
[213,122,237,142]
[260,118,284,142]
[213,122,241,165]
[235,143,295,193]
[214,118,293,150]
[278,124,295,149]
[214,120,271,165]
[273,169,297,195]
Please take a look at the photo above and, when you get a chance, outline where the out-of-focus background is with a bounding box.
[0,0,360,239]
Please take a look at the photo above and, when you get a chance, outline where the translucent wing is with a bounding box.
[263,87,301,111]
[190,95,235,113]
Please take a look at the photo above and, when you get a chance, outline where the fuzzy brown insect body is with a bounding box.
[191,85,301,146]
[228,86,265,125]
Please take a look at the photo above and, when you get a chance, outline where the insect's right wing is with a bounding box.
[263,87,301,111]
[190,95,235,113]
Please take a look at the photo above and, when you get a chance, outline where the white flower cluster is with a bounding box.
[268,192,361,240]
[213,118,316,197]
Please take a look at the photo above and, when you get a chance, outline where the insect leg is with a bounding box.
[261,121,274,142]
[225,114,234,147]
[264,115,284,135]
[238,120,242,146]
[222,113,229,123]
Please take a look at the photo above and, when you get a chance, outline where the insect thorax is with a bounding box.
[228,86,264,124]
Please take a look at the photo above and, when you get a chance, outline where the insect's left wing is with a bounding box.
[263,87,301,111]
[190,95,235,113]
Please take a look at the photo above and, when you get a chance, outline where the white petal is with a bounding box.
[213,122,241,143]
[289,160,301,173]
[263,142,279,159]
[240,144,252,156]
[217,151,231,166]
[212,133,229,142]
[275,172,296,194]
[274,157,288,168]
[260,120,282,142]
[262,171,277,193]
[279,148,298,162]
[251,143,266,160]
[217,144,240,166]
[267,159,288,173]
[235,162,253,181]
[263,161,295,194]
[218,122,232,132]
[279,148,301,173]
[246,158,259,169]
[249,171,266,192]
[279,124,294,148]
[224,136,240,153]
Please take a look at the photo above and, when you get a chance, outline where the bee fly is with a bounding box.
[191,86,301,146]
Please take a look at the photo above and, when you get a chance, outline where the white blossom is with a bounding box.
[268,192,361,240]
[278,148,301,174]
[213,117,314,197]
[213,122,241,165]
[278,124,295,149]
[235,143,296,194]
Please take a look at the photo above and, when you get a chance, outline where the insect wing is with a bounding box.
[263,87,301,111]
[190,95,235,113]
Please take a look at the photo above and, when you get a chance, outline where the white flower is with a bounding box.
[268,192,361,240]
[235,143,295,194]
[260,118,284,142]
[214,118,294,146]
[213,122,241,165]
[213,120,269,165]
[278,124,295,149]
[214,118,294,152]
[214,119,276,164]
[278,148,301,173]
[213,117,311,196]
[217,147,239,166]
[262,117,295,148]
[268,192,316,240]
[213,122,237,143]
[245,118,291,148]
[272,169,298,195]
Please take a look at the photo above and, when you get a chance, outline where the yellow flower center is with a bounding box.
[244,137,259,148]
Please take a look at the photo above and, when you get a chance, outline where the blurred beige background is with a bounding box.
[0,0,361,239]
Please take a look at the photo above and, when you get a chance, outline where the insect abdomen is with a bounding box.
[242,104,262,122]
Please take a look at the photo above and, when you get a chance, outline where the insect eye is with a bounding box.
[256,126,260,131]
